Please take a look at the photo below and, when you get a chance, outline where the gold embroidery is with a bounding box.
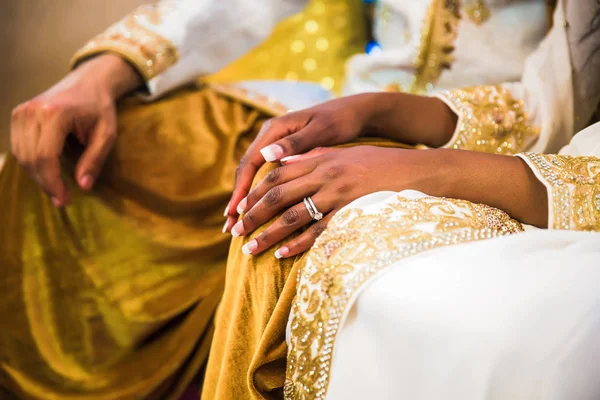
[285,195,523,399]
[208,83,290,117]
[411,0,461,93]
[71,5,179,81]
[438,85,540,155]
[517,153,600,231]
[465,0,491,25]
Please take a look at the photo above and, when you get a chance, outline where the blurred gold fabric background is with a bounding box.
[0,0,150,153]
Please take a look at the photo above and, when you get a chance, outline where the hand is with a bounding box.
[10,54,142,206]
[223,94,387,231]
[228,146,449,258]
[223,93,458,230]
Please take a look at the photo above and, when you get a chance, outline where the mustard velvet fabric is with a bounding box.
[0,87,266,400]
[0,1,370,396]
[202,139,413,400]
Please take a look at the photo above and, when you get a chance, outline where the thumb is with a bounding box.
[75,117,117,191]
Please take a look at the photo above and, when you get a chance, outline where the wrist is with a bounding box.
[75,53,144,100]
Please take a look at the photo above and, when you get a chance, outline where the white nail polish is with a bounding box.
[274,249,283,259]
[242,239,257,255]
[237,197,247,214]
[260,145,283,162]
[222,220,228,233]
[231,221,243,237]
[281,155,300,163]
[223,201,230,217]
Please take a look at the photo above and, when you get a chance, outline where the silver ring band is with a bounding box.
[303,197,323,221]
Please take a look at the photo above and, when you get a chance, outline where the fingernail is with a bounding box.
[51,197,62,207]
[79,174,93,191]
[237,197,247,214]
[223,201,231,217]
[260,144,284,162]
[274,246,289,259]
[222,220,229,234]
[231,221,244,238]
[241,239,258,255]
[281,155,301,164]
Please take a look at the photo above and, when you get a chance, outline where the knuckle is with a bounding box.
[244,211,256,227]
[322,164,345,181]
[282,207,301,226]
[311,223,326,238]
[336,182,353,194]
[284,135,301,152]
[40,102,58,119]
[265,167,282,184]
[257,230,270,244]
[264,186,282,206]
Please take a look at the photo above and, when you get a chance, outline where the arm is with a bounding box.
[371,0,599,155]
[71,0,308,100]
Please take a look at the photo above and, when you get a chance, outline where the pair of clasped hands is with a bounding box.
[11,55,546,260]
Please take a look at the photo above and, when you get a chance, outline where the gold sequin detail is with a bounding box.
[465,0,491,25]
[206,0,367,94]
[438,85,540,154]
[71,5,178,80]
[304,19,319,34]
[291,40,306,53]
[517,153,600,231]
[209,83,290,117]
[411,0,461,93]
[285,195,523,399]
[303,58,317,72]
[315,37,329,52]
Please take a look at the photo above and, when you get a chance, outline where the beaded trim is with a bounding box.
[71,5,179,81]
[285,195,523,399]
[412,0,461,93]
[209,83,290,117]
[436,85,540,155]
[517,152,600,231]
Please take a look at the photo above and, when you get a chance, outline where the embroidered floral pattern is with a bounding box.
[437,85,540,155]
[72,4,179,80]
[518,153,600,231]
[285,195,523,399]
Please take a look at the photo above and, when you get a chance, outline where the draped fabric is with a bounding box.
[0,87,267,400]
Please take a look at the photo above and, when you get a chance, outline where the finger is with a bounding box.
[11,102,39,168]
[280,147,339,165]
[243,159,318,213]
[274,211,336,259]
[233,175,319,237]
[226,120,276,219]
[75,116,117,191]
[239,193,333,256]
[35,103,72,205]
[259,121,332,163]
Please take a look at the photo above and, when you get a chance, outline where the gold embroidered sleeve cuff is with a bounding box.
[433,85,540,155]
[517,152,600,231]
[70,7,179,82]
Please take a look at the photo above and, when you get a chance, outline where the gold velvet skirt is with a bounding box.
[0,87,268,400]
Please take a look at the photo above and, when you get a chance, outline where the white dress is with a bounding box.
[284,1,600,398]
[71,0,548,110]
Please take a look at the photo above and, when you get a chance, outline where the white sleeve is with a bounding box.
[433,0,600,155]
[71,0,308,100]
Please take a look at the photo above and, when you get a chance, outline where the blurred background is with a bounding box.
[0,0,150,152]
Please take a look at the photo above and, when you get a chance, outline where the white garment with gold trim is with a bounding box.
[73,0,549,107]
[284,0,600,397]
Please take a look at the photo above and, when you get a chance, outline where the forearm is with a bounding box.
[75,53,144,100]
[435,149,549,227]
[362,93,457,148]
